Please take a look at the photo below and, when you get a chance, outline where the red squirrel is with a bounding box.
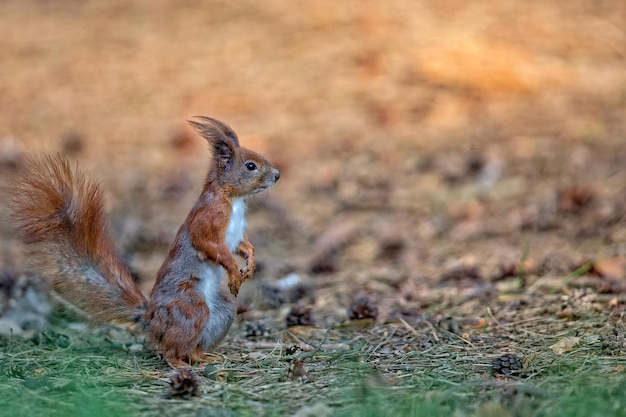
[6,116,280,367]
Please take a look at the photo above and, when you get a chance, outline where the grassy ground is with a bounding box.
[1,1,626,416]
[2,315,626,417]
[3,281,626,417]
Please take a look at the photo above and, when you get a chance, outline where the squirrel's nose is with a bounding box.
[274,170,281,182]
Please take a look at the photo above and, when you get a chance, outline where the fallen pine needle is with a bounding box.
[239,341,350,352]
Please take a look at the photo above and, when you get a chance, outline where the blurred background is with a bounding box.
[1,0,625,331]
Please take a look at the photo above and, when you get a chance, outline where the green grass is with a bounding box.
[2,322,626,417]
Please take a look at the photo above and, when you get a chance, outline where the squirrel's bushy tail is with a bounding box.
[6,155,148,324]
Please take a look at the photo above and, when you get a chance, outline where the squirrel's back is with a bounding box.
[6,155,148,324]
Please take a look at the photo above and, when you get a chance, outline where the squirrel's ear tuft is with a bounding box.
[188,116,240,147]
[188,116,239,170]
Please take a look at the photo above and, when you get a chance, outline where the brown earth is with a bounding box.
[1,0,625,369]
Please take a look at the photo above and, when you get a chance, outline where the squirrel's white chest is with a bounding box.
[196,198,246,303]
[225,198,246,253]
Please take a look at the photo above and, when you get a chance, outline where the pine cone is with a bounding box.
[491,354,522,376]
[244,322,270,338]
[286,304,314,327]
[347,293,379,321]
[167,369,200,398]
[603,328,626,355]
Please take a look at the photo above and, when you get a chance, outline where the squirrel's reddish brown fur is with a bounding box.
[6,117,280,367]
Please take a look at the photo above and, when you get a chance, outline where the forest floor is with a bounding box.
[0,1,625,416]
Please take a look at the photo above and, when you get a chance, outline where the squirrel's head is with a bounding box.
[188,116,280,197]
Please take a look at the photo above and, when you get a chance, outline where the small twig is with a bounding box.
[397,317,418,336]
[525,274,549,295]
[417,318,440,343]
[241,340,350,352]
[498,317,554,328]
[486,307,502,327]
[368,326,398,360]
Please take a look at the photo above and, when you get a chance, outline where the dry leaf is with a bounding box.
[557,185,594,213]
[336,318,375,330]
[550,336,581,355]
[312,218,360,257]
[289,360,307,380]
[593,257,626,280]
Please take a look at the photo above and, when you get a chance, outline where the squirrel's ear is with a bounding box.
[188,116,240,147]
[188,116,240,169]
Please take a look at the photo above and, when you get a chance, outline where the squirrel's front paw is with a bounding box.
[240,253,256,281]
[240,265,254,282]
[225,262,243,296]
[228,276,242,296]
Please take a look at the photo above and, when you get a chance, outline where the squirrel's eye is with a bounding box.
[245,162,257,171]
